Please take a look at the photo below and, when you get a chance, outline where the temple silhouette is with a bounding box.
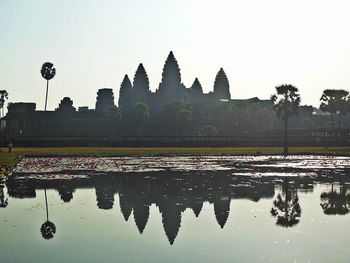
[119,51,231,115]
[2,51,350,147]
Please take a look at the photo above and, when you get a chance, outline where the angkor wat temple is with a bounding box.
[118,51,232,114]
[1,51,345,146]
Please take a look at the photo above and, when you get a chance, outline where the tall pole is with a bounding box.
[283,93,288,156]
[44,79,49,111]
[44,79,49,221]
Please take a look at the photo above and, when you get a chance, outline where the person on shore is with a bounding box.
[8,142,13,153]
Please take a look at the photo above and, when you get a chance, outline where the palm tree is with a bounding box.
[320,89,348,133]
[161,100,185,135]
[201,125,218,136]
[0,185,8,208]
[0,90,8,118]
[106,105,122,120]
[271,84,301,156]
[41,62,56,111]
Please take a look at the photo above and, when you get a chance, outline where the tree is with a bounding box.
[201,125,218,136]
[213,68,231,100]
[161,100,185,135]
[232,102,249,132]
[176,109,192,135]
[0,185,8,208]
[320,89,348,132]
[0,90,8,118]
[271,84,301,156]
[134,102,150,135]
[320,175,350,215]
[41,62,56,111]
[106,105,122,121]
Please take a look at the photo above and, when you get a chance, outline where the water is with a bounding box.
[1,155,350,263]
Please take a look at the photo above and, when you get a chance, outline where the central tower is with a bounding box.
[157,51,185,104]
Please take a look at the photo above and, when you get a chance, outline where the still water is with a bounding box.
[1,156,350,263]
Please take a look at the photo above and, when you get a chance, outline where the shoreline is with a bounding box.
[1,146,350,165]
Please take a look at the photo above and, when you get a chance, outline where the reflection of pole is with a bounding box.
[44,189,49,221]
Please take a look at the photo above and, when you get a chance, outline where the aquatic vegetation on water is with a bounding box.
[14,155,350,178]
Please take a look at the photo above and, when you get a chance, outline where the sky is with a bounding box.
[1,0,350,112]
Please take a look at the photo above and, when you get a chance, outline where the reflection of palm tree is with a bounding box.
[0,185,8,208]
[271,178,301,227]
[40,189,56,240]
[41,62,56,111]
[0,90,8,118]
[41,220,56,240]
[320,176,350,215]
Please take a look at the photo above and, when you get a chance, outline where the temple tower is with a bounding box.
[213,68,231,100]
[95,88,115,112]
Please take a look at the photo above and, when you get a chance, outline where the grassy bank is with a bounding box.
[0,146,350,167]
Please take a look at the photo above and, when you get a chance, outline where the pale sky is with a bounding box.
[1,0,350,111]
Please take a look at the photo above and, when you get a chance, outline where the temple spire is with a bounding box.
[158,51,182,93]
[133,64,149,93]
[191,78,203,94]
[213,68,231,100]
[118,74,133,113]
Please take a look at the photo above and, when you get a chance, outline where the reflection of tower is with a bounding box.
[161,204,182,245]
[119,193,133,221]
[133,201,149,234]
[57,184,75,203]
[214,197,231,229]
[95,184,115,210]
[191,200,203,217]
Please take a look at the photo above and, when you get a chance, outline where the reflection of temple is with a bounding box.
[7,171,344,245]
[57,184,76,203]
[5,172,275,244]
